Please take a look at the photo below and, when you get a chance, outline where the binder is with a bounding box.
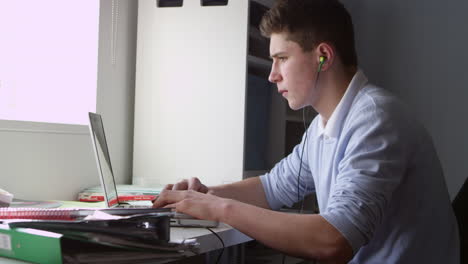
[7,214,171,243]
[0,214,191,263]
[0,224,63,264]
[0,221,186,264]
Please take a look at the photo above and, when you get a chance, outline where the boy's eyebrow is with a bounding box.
[270,52,287,59]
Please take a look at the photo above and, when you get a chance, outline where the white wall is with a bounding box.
[0,0,138,200]
[96,0,138,188]
[342,0,468,198]
[133,0,249,187]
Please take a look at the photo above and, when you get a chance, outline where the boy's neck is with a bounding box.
[314,66,357,124]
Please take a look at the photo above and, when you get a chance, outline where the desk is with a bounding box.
[173,223,251,254]
[0,223,253,264]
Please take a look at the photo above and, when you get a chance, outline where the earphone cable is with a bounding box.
[286,60,324,264]
[297,116,308,210]
[298,69,321,214]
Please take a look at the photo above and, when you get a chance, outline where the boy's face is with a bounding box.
[268,33,320,110]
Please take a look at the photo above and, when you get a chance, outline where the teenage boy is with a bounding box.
[153,0,459,262]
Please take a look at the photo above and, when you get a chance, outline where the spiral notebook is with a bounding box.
[0,208,83,220]
[0,207,172,221]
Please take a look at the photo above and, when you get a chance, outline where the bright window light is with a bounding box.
[0,0,100,126]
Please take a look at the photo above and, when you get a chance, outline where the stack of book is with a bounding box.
[78,184,162,202]
[0,209,196,263]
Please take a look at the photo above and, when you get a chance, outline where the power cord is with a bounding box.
[206,227,225,264]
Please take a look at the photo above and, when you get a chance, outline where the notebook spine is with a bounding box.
[0,208,75,220]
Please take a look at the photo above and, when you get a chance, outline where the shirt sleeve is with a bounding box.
[260,123,316,210]
[320,100,418,253]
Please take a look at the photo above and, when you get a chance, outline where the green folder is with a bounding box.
[0,224,63,264]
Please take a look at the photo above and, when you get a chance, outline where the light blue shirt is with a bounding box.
[260,70,459,263]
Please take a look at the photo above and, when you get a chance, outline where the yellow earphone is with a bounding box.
[318,56,326,72]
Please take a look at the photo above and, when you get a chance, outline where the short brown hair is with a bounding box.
[260,0,358,67]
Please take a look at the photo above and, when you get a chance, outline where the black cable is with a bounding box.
[206,227,225,264]
[297,107,309,212]
[285,108,308,264]
[298,70,321,214]
[284,70,322,264]
[299,106,310,214]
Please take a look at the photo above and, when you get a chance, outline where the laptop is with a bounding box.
[88,112,218,227]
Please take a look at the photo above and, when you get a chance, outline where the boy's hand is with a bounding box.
[152,189,230,222]
[163,177,210,193]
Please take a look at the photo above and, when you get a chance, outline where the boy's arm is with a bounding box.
[222,199,353,262]
[208,177,271,209]
[154,190,353,262]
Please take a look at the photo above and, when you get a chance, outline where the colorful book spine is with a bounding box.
[78,193,157,202]
[78,184,161,202]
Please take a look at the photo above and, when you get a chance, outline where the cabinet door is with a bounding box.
[134,0,249,186]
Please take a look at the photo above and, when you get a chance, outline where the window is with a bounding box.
[0,0,100,126]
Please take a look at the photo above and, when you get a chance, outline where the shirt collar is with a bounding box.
[317,69,368,139]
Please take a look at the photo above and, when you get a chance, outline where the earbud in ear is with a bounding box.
[318,56,326,72]
[319,56,326,63]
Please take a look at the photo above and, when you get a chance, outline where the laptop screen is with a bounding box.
[88,112,119,207]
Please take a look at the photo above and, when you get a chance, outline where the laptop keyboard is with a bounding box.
[118,200,153,209]
[122,204,150,209]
